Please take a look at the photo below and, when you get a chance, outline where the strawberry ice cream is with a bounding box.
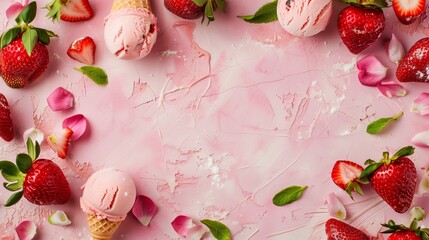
[277,0,333,37]
[80,168,136,221]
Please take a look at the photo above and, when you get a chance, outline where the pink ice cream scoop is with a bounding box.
[277,0,333,37]
[80,168,137,221]
[104,0,157,60]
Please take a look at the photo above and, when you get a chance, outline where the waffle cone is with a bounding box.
[86,214,122,240]
[111,0,151,12]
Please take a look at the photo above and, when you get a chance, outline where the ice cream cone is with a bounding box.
[87,214,122,240]
[111,0,151,12]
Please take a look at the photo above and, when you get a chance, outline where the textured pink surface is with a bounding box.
[1,0,429,239]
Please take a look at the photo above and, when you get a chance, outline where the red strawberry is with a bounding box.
[396,37,429,83]
[388,231,421,240]
[164,0,225,22]
[392,0,426,25]
[67,36,96,65]
[0,94,14,142]
[47,128,73,159]
[331,160,364,198]
[382,219,429,240]
[325,218,369,240]
[338,4,386,54]
[46,0,94,22]
[360,147,417,213]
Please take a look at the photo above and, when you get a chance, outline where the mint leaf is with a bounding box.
[0,161,20,181]
[16,1,37,24]
[75,66,108,86]
[366,112,403,135]
[272,185,307,206]
[22,28,38,56]
[0,27,21,49]
[238,0,278,23]
[201,219,231,240]
[16,154,32,174]
[4,191,23,207]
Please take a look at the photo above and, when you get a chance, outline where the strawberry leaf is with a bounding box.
[193,0,208,7]
[75,66,108,86]
[33,28,50,45]
[16,1,37,24]
[3,182,21,191]
[26,138,36,160]
[391,146,415,160]
[16,154,32,174]
[238,0,278,23]
[4,190,23,207]
[45,0,62,22]
[0,27,21,49]
[215,0,225,12]
[366,112,403,135]
[22,28,38,56]
[35,141,40,160]
[359,162,383,179]
[0,161,20,181]
[272,185,308,206]
[204,0,215,22]
[200,219,231,240]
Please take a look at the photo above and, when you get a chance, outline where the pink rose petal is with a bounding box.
[412,131,429,148]
[418,173,429,194]
[132,195,158,227]
[377,81,407,98]
[411,93,429,116]
[171,215,193,238]
[187,225,207,240]
[47,87,74,111]
[1,232,15,240]
[15,221,36,240]
[326,192,346,220]
[6,2,25,20]
[23,128,44,145]
[387,33,405,63]
[357,55,387,86]
[62,114,87,141]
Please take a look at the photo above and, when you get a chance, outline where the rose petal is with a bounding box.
[23,128,44,145]
[418,174,429,194]
[410,207,426,221]
[387,33,405,63]
[377,81,407,98]
[132,195,158,227]
[187,225,207,240]
[171,215,193,238]
[47,87,74,111]
[1,232,16,240]
[412,131,429,148]
[48,210,71,226]
[15,221,36,240]
[357,55,388,86]
[6,2,25,20]
[62,114,87,141]
[411,93,429,116]
[326,192,347,220]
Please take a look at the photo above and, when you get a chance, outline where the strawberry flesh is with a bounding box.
[60,0,93,22]
[325,218,369,240]
[0,93,14,142]
[164,0,204,19]
[331,160,363,190]
[388,231,422,240]
[47,128,73,159]
[392,0,426,25]
[67,36,95,65]
[397,37,429,83]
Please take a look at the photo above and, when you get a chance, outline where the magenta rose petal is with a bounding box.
[132,195,158,227]
[62,114,87,141]
[15,221,36,240]
[47,87,74,111]
[171,215,193,238]
[357,55,387,86]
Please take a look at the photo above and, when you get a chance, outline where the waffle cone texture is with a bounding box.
[87,214,122,240]
[111,0,151,12]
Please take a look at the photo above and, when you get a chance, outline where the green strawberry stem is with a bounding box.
[193,0,226,23]
[340,0,389,8]
[382,218,429,239]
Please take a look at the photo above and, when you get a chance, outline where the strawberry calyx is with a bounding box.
[193,0,225,23]
[0,138,40,207]
[45,0,67,22]
[382,219,429,239]
[0,2,57,56]
[341,0,389,8]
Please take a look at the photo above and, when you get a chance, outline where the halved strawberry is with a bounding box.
[46,128,73,159]
[0,94,14,142]
[392,0,426,25]
[67,36,95,65]
[46,0,94,22]
[331,160,365,198]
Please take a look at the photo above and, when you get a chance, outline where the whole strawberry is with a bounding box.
[397,37,429,83]
[382,219,429,239]
[0,139,71,206]
[0,93,14,142]
[164,0,225,23]
[338,0,387,54]
[325,218,369,240]
[0,2,56,88]
[360,146,417,213]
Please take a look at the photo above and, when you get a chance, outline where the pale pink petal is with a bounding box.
[387,34,405,63]
[187,225,207,240]
[6,3,25,20]
[171,215,193,238]
[132,195,158,227]
[411,93,429,116]
[21,0,29,6]
[1,232,16,240]
[15,221,36,240]
[23,128,44,145]
[62,114,87,141]
[410,207,426,221]
[326,192,346,220]
[47,87,74,111]
[357,55,388,86]
[412,131,429,148]
[377,81,407,98]
[418,174,429,194]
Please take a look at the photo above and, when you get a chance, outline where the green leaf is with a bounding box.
[272,185,307,206]
[22,28,38,56]
[201,219,231,240]
[193,0,208,7]
[359,162,383,179]
[0,27,21,49]
[0,161,20,181]
[3,182,22,191]
[4,191,23,207]
[204,0,215,22]
[16,154,32,174]
[392,146,415,160]
[366,112,403,135]
[75,66,108,86]
[35,141,40,160]
[45,0,63,22]
[27,138,36,160]
[238,0,278,24]
[215,0,225,12]
[34,28,50,45]
[364,159,376,165]
[16,1,37,24]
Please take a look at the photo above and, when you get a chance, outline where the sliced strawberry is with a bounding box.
[46,128,73,159]
[67,36,95,65]
[331,160,364,198]
[46,0,94,22]
[392,0,426,25]
[0,94,14,142]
